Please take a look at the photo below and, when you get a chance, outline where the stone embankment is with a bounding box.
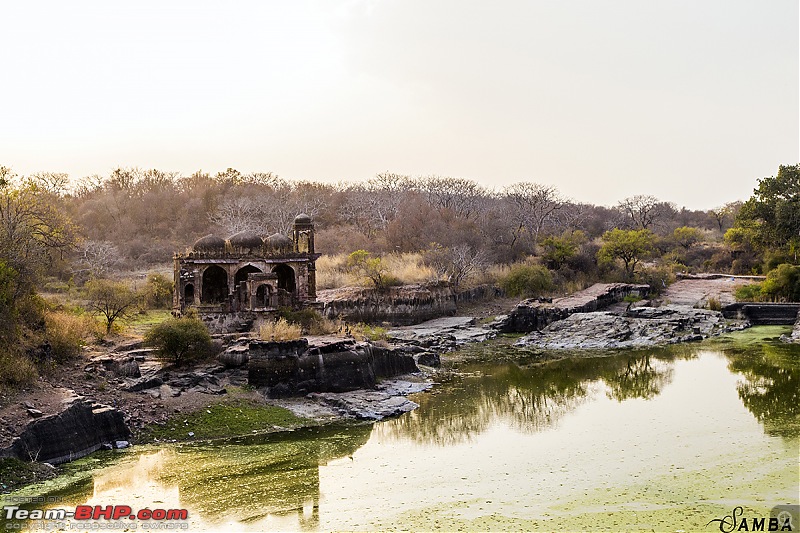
[318,282,501,326]
[1,398,130,464]
[388,316,496,353]
[514,305,747,350]
[491,283,649,333]
[247,338,419,395]
[722,303,800,325]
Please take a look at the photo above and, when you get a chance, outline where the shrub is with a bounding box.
[145,317,214,366]
[734,283,764,302]
[0,352,37,391]
[761,263,800,301]
[258,318,302,341]
[142,273,173,309]
[44,311,102,362]
[498,263,553,298]
[277,308,339,335]
[348,323,389,343]
[706,297,722,311]
[635,265,676,296]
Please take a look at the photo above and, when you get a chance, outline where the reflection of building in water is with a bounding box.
[31,426,372,532]
[173,214,320,317]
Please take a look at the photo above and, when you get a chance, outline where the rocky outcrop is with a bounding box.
[1,398,130,465]
[388,316,496,352]
[307,380,432,421]
[247,338,419,395]
[781,310,800,344]
[491,283,650,333]
[318,282,457,325]
[515,305,746,350]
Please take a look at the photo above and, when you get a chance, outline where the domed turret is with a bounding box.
[266,233,292,249]
[228,231,263,249]
[193,234,226,251]
[293,213,312,225]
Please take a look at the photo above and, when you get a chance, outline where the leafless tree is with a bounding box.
[502,182,565,243]
[616,195,676,230]
[74,240,120,277]
[425,243,488,291]
[414,176,486,219]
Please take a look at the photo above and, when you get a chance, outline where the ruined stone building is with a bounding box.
[173,214,320,316]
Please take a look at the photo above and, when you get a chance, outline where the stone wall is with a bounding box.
[248,339,418,394]
[492,283,650,333]
[318,282,458,325]
[722,303,800,325]
[1,399,130,464]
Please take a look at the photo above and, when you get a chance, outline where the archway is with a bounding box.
[272,264,296,293]
[201,265,228,303]
[255,284,270,307]
[184,284,195,305]
[234,265,262,285]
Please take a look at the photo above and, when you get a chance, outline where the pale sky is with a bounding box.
[1,1,797,209]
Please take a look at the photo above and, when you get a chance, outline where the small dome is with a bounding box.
[193,234,226,251]
[293,213,312,224]
[228,231,263,248]
[266,233,292,249]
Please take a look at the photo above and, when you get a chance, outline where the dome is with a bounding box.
[293,213,312,225]
[228,231,263,248]
[193,234,226,251]
[266,233,292,249]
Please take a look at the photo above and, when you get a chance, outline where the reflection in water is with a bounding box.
[9,328,798,532]
[22,425,371,531]
[722,338,800,439]
[383,350,683,445]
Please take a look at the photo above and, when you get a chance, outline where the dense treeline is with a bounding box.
[0,163,797,389]
[8,166,746,271]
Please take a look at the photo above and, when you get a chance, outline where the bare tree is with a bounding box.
[616,195,676,231]
[425,243,488,291]
[75,240,120,277]
[502,182,564,243]
[414,176,486,219]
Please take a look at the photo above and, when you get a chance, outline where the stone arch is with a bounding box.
[235,264,262,285]
[255,284,271,307]
[201,265,228,304]
[272,264,296,293]
[184,283,195,305]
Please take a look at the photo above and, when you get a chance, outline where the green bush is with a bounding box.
[635,265,676,296]
[498,263,553,298]
[144,317,213,366]
[143,273,174,309]
[734,283,764,302]
[761,263,800,301]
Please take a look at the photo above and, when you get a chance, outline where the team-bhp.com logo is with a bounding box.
[3,504,189,530]
[706,506,797,532]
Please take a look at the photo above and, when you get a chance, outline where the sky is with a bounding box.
[0,0,797,210]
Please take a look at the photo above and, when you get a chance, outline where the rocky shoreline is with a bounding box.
[0,281,762,494]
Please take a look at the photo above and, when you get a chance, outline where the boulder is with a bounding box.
[2,398,130,464]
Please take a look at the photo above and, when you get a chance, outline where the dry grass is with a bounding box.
[317,252,440,289]
[0,352,37,391]
[45,311,103,361]
[258,318,302,341]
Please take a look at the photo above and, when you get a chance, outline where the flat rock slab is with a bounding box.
[305,379,433,421]
[661,277,760,307]
[515,305,747,350]
[389,316,495,349]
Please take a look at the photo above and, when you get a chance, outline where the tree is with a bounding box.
[502,182,564,244]
[672,226,703,250]
[85,279,141,334]
[345,250,398,289]
[145,317,213,366]
[424,243,487,291]
[734,164,800,257]
[597,229,655,279]
[498,263,553,297]
[616,195,675,231]
[540,231,587,270]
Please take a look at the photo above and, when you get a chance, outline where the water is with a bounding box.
[5,327,799,532]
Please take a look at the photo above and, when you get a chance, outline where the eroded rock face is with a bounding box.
[2,398,130,464]
[515,306,746,350]
[492,283,650,333]
[388,316,496,352]
[248,339,419,394]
